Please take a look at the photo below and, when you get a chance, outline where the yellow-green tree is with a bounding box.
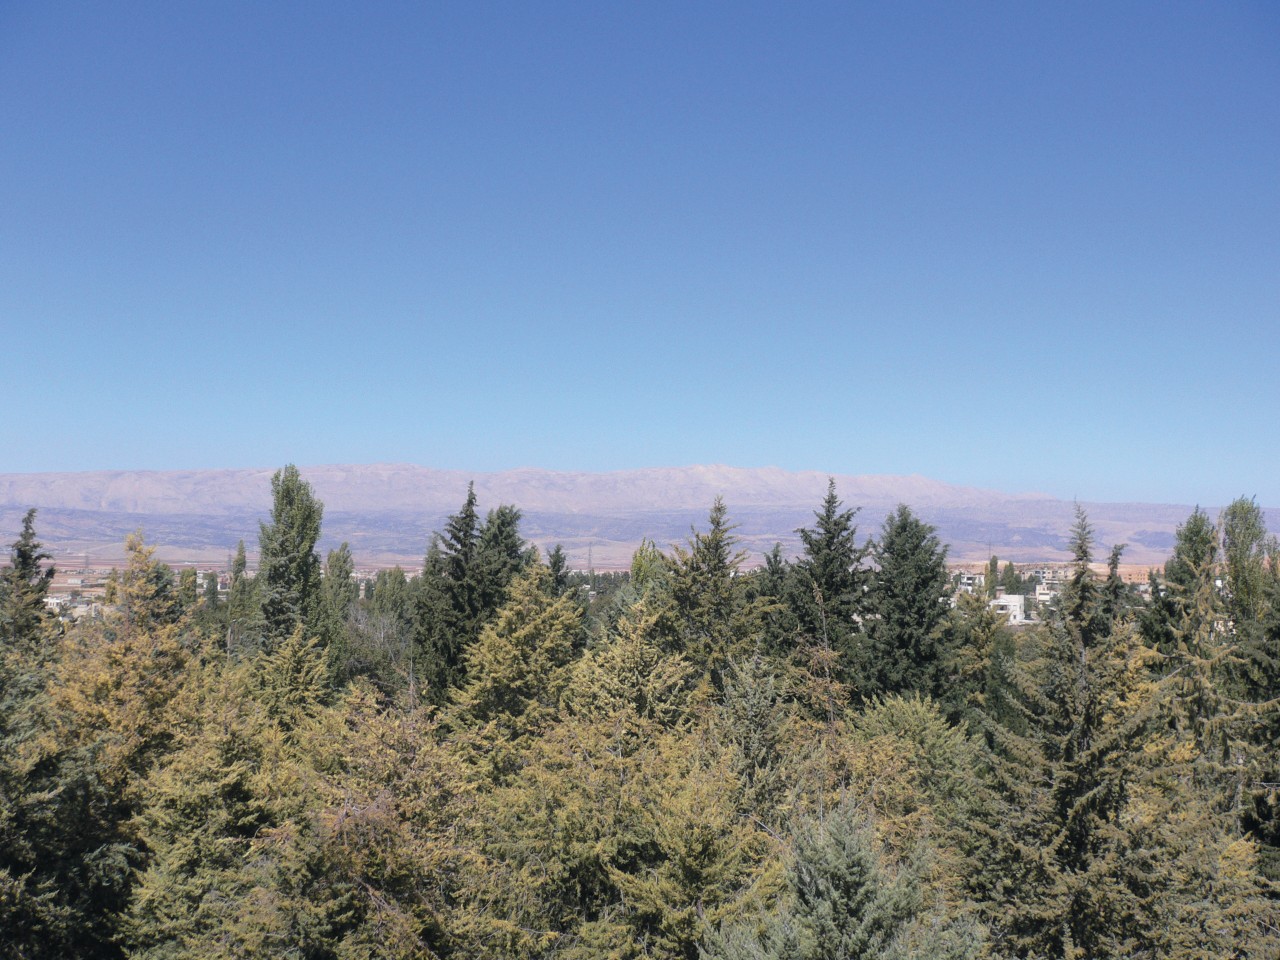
[450,563,583,781]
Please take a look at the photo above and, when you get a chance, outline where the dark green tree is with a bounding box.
[1140,507,1215,657]
[859,505,951,701]
[416,484,528,699]
[999,561,1018,595]
[743,543,797,658]
[1097,542,1131,631]
[176,567,198,614]
[201,570,219,607]
[1221,496,1271,627]
[547,543,571,597]
[0,510,65,957]
[789,480,867,656]
[1,509,55,647]
[318,542,358,671]
[476,503,529,610]
[224,539,263,654]
[1218,497,1280,880]
[257,465,324,646]
[1059,505,1104,649]
[1165,506,1216,590]
[416,485,481,697]
[666,497,760,683]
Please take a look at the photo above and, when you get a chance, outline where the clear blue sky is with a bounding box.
[2,2,1277,506]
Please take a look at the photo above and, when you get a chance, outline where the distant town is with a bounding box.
[41,551,1155,628]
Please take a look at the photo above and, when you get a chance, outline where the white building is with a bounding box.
[990,591,1029,625]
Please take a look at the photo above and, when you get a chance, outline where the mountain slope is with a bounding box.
[0,463,1263,569]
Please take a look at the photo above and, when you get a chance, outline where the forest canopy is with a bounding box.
[1,469,1277,959]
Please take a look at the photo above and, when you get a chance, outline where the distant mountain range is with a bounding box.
[0,464,1271,570]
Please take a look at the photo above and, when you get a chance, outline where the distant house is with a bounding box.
[990,591,1029,625]
[1035,581,1059,605]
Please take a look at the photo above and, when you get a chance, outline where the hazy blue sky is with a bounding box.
[2,2,1276,505]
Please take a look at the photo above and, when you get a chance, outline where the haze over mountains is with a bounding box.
[0,464,1270,570]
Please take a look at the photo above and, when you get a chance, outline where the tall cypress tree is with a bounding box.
[257,465,324,647]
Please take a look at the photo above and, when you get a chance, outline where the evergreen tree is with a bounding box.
[859,505,951,701]
[1097,542,1131,631]
[202,569,220,607]
[0,510,67,957]
[630,536,669,592]
[416,487,480,698]
[967,511,1275,958]
[124,636,349,958]
[705,801,980,960]
[547,543,571,597]
[1214,498,1280,879]
[1,508,55,646]
[318,542,357,669]
[941,590,1016,728]
[451,602,701,958]
[999,561,1020,596]
[259,627,332,732]
[665,498,761,684]
[607,745,780,960]
[1146,503,1275,831]
[751,543,798,655]
[176,567,199,615]
[1244,563,1280,880]
[116,531,180,629]
[1221,496,1271,627]
[5,532,195,959]
[789,479,867,661]
[1059,505,1104,648]
[476,503,528,610]
[562,599,695,736]
[257,464,324,647]
[1165,506,1216,590]
[716,655,791,827]
[224,538,263,654]
[345,566,417,695]
[1140,506,1215,657]
[450,565,583,781]
[416,484,528,699]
